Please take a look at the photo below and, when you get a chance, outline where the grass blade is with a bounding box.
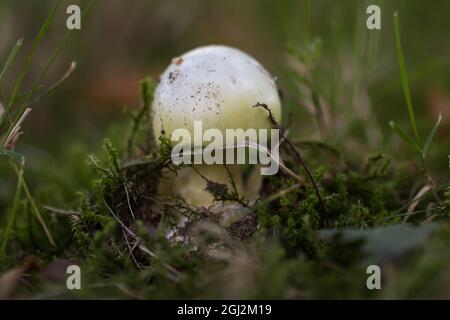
[5,0,62,111]
[0,147,53,248]
[421,115,442,158]
[3,0,97,145]
[389,121,421,152]
[13,163,56,247]
[393,12,420,143]
[0,163,23,260]
[0,38,23,84]
[0,151,26,259]
[0,149,25,167]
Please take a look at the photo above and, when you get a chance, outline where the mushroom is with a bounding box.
[153,45,282,207]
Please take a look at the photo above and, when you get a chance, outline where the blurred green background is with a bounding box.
[0,0,449,231]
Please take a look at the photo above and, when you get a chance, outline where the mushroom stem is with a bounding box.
[159,164,261,208]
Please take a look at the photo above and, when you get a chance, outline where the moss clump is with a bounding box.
[0,77,449,299]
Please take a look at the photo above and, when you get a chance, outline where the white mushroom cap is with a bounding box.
[152,45,281,146]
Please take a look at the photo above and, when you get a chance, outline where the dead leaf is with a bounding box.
[403,184,432,223]
[0,257,39,300]
[3,108,32,150]
[41,259,74,284]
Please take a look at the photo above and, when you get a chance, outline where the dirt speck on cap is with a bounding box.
[168,70,180,84]
[172,56,183,65]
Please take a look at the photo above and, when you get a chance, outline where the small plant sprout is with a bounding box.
[391,13,442,199]
[152,45,282,207]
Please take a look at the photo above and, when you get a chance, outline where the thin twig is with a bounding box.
[102,198,181,282]
[121,229,142,269]
[13,163,56,247]
[259,183,302,205]
[393,186,434,215]
[123,183,136,221]
[177,142,305,185]
[144,196,198,219]
[222,163,248,207]
[386,206,443,221]
[43,205,80,216]
[29,61,77,106]
[252,102,330,226]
